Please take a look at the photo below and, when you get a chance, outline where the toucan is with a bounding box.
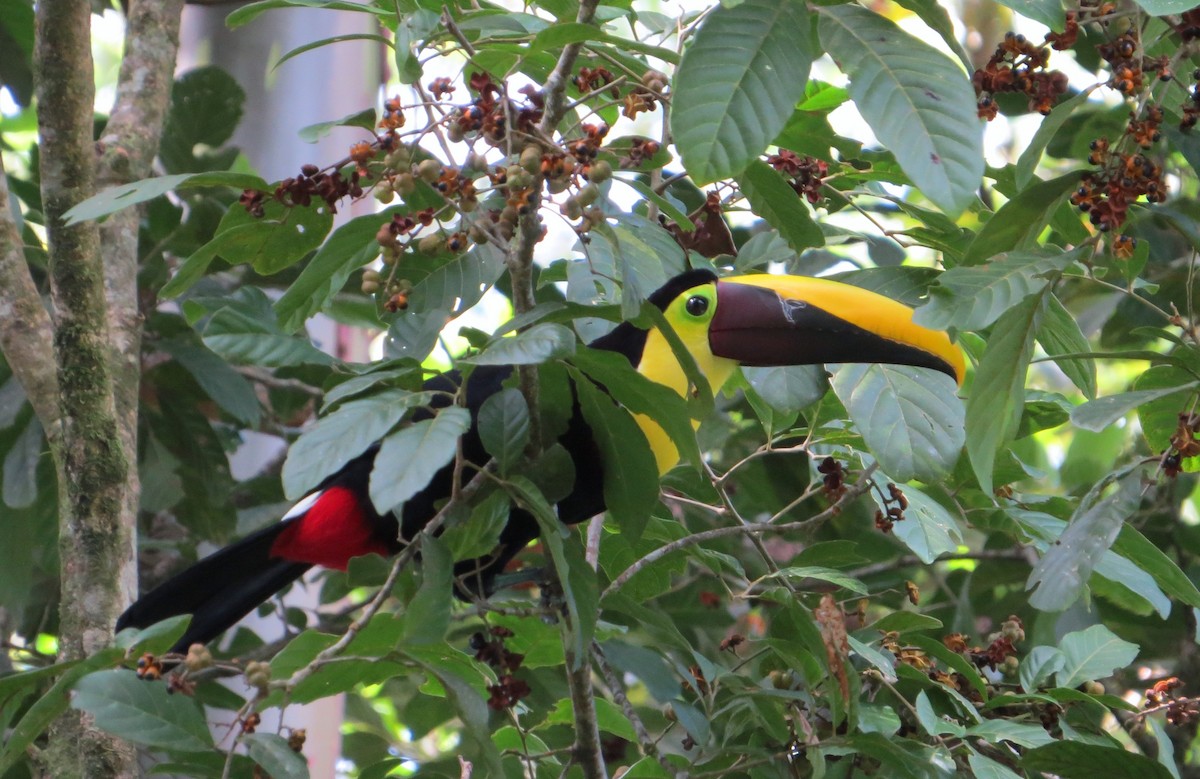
[117,269,965,653]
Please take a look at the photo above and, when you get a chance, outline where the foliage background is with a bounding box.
[3,0,1200,777]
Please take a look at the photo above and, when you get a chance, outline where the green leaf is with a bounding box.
[1027,476,1141,612]
[992,0,1064,28]
[441,490,510,561]
[1038,293,1097,399]
[1134,365,1199,451]
[1112,524,1200,609]
[1070,383,1198,432]
[1016,91,1091,189]
[1023,741,1172,779]
[203,306,336,368]
[1056,624,1140,688]
[243,733,309,779]
[757,566,867,595]
[622,179,693,231]
[966,720,1055,749]
[275,208,398,331]
[589,217,686,319]
[572,347,702,470]
[671,0,812,183]
[0,650,125,775]
[743,364,826,415]
[281,390,433,499]
[385,309,447,362]
[965,289,1047,493]
[400,645,504,776]
[833,365,964,483]
[71,669,212,752]
[213,199,335,276]
[408,243,504,317]
[226,0,391,29]
[505,476,598,666]
[160,339,261,425]
[159,66,245,173]
[461,323,576,366]
[369,407,472,514]
[1132,0,1200,11]
[0,0,34,107]
[890,0,972,69]
[962,172,1082,265]
[281,41,390,80]
[1020,646,1065,693]
[736,160,824,252]
[64,171,268,226]
[570,371,659,541]
[402,536,452,645]
[477,388,530,475]
[818,5,982,216]
[540,697,637,741]
[914,248,1080,332]
[872,481,962,563]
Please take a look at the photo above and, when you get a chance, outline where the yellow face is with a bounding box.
[634,282,738,474]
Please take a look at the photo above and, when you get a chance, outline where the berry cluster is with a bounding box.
[1145,677,1200,726]
[1070,137,1165,233]
[973,32,1069,119]
[623,69,667,120]
[471,626,532,711]
[766,149,828,204]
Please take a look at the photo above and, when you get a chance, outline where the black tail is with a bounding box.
[117,520,312,654]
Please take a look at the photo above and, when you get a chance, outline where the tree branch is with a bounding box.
[0,156,60,440]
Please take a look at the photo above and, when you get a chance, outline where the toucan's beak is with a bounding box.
[709,275,966,385]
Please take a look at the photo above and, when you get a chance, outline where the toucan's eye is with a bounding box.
[685,295,709,317]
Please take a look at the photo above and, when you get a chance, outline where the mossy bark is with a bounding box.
[28,0,183,776]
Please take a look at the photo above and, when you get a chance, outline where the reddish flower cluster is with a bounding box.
[972,32,1068,119]
[1145,677,1200,726]
[766,149,828,204]
[817,457,846,504]
[621,137,661,168]
[271,163,363,214]
[1070,146,1165,232]
[873,482,908,533]
[471,626,532,711]
[574,66,618,98]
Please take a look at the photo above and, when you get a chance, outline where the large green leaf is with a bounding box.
[275,208,402,331]
[571,370,659,541]
[1132,0,1200,11]
[208,198,335,276]
[588,217,685,319]
[407,243,504,317]
[477,387,530,475]
[871,480,962,563]
[71,670,212,753]
[572,347,702,470]
[1113,524,1200,610]
[991,0,1064,29]
[1133,365,1199,451]
[833,365,964,483]
[1015,92,1091,189]
[203,306,336,368]
[962,173,1082,265]
[1023,741,1172,779]
[671,0,812,183]
[160,338,261,425]
[913,248,1079,332]
[369,406,472,514]
[965,289,1047,493]
[817,5,982,216]
[736,160,824,252]
[1027,475,1141,612]
[64,171,268,226]
[243,733,309,779]
[743,365,827,415]
[1070,383,1198,433]
[1037,293,1097,400]
[159,66,245,173]
[1056,625,1140,688]
[281,389,433,499]
[461,323,576,366]
[401,536,452,645]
